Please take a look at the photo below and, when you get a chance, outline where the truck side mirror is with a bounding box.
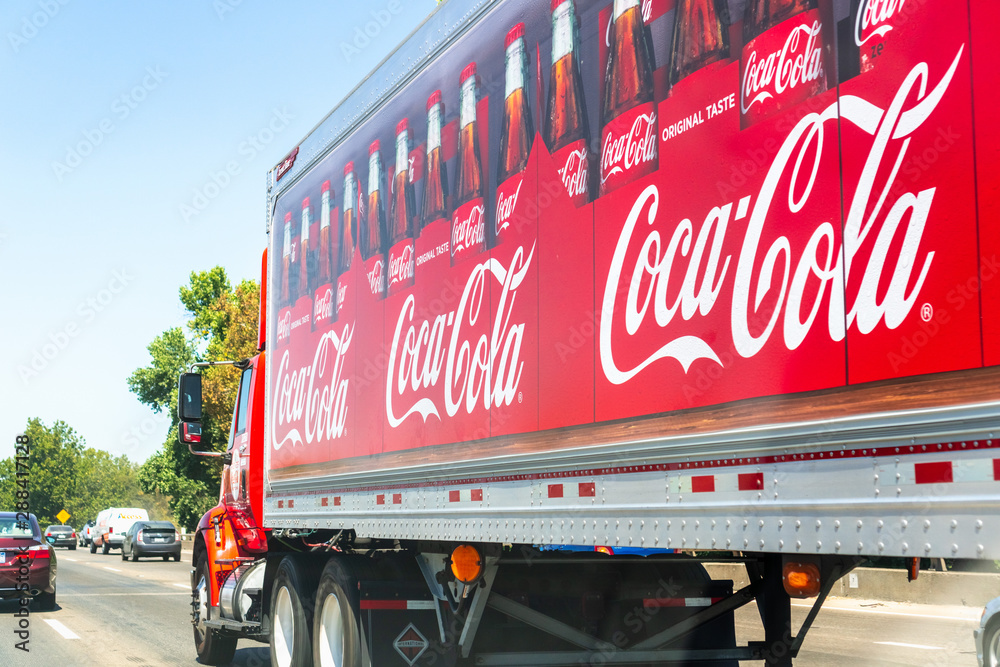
[180,422,202,445]
[178,373,203,422]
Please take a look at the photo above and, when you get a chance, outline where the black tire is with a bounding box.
[984,619,1000,667]
[174,552,181,562]
[270,557,317,667]
[312,558,365,667]
[163,555,170,562]
[69,544,76,551]
[34,588,56,612]
[132,547,140,562]
[193,552,238,665]
[89,541,96,554]
[102,541,110,555]
[121,547,128,562]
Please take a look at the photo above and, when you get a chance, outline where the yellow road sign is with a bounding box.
[56,509,71,524]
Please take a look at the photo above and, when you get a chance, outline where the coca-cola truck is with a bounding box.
[177,0,1000,664]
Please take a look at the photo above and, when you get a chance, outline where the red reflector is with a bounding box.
[915,461,953,484]
[360,599,407,610]
[692,475,715,493]
[738,473,764,491]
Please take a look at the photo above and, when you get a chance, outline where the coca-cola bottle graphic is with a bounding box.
[545,0,592,208]
[388,118,416,295]
[313,180,336,330]
[298,196,311,300]
[421,90,449,230]
[363,139,387,298]
[495,23,533,242]
[600,0,658,197]
[740,0,827,128]
[318,180,334,284]
[452,62,486,265]
[280,211,293,307]
[670,0,731,85]
[277,210,293,346]
[339,162,359,274]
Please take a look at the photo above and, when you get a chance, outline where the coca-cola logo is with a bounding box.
[603,49,962,382]
[495,178,523,235]
[271,324,352,452]
[452,203,485,254]
[601,111,657,185]
[741,20,824,114]
[337,281,347,311]
[367,259,386,296]
[276,310,292,342]
[856,0,908,47]
[559,147,589,198]
[314,288,334,322]
[386,244,534,426]
[389,243,415,287]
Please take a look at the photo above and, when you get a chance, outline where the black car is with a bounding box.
[43,525,76,550]
[121,521,181,562]
[0,512,57,610]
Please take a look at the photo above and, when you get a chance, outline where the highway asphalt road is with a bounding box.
[0,546,983,666]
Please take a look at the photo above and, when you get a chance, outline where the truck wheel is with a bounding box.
[90,541,96,554]
[983,619,1000,667]
[270,557,315,667]
[102,542,110,555]
[313,558,364,667]
[193,553,237,665]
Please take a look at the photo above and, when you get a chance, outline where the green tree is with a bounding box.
[0,419,159,528]
[131,268,260,529]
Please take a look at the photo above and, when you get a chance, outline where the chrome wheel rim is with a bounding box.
[273,585,295,667]
[317,592,346,667]
[194,573,209,641]
[989,628,1000,667]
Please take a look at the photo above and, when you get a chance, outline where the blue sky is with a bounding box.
[0,0,435,464]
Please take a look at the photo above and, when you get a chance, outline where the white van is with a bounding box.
[92,508,149,554]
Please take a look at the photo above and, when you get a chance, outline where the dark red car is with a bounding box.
[0,512,57,610]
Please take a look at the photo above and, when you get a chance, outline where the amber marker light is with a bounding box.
[449,544,483,584]
[782,561,821,598]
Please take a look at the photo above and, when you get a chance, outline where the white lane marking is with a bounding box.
[64,558,77,562]
[60,593,190,597]
[874,641,943,650]
[791,603,977,622]
[43,620,80,639]
[103,567,121,572]
[173,583,189,589]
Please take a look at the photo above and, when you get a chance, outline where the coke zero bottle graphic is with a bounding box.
[280,211,292,307]
[740,0,827,128]
[545,0,592,208]
[452,62,486,265]
[339,162,358,273]
[299,196,311,298]
[388,118,416,295]
[600,0,658,197]
[670,0,731,85]
[421,90,449,230]
[363,139,387,297]
[495,23,533,242]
